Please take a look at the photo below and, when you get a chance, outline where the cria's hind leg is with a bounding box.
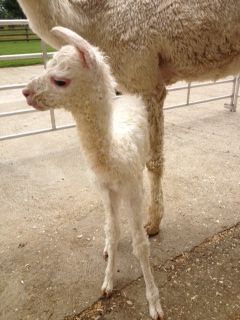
[101,189,120,297]
[127,183,164,319]
[143,87,166,236]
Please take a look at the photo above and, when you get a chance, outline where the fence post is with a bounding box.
[186,82,191,105]
[232,76,240,112]
[224,76,239,112]
[25,25,29,41]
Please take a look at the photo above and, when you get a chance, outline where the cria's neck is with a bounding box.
[71,95,113,170]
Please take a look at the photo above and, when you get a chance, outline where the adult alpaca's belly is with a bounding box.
[168,54,240,84]
[158,38,240,85]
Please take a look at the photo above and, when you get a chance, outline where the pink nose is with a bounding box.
[22,88,31,98]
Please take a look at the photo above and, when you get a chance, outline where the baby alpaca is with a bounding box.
[22,27,163,320]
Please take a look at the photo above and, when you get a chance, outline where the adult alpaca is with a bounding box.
[18,0,240,235]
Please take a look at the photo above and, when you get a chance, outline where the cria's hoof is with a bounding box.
[101,277,113,298]
[101,288,112,298]
[144,221,160,236]
[149,300,164,320]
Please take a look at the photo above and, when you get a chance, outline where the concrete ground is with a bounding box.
[0,66,240,320]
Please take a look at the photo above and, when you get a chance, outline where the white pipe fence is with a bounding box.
[0,19,239,142]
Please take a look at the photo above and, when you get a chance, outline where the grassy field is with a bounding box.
[0,40,54,68]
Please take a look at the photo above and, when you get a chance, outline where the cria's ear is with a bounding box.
[51,26,96,69]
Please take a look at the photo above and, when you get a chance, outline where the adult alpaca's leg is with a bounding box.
[143,86,166,236]
[127,182,164,320]
[101,189,121,296]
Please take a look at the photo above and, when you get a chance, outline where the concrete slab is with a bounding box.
[0,65,239,320]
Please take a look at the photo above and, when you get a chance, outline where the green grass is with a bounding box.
[0,40,54,67]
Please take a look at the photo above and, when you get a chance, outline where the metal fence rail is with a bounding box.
[0,26,37,42]
[0,19,239,142]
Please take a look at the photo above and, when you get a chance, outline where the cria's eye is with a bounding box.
[54,79,66,87]
[50,77,70,88]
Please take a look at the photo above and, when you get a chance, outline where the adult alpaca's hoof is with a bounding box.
[144,221,160,236]
[145,204,162,236]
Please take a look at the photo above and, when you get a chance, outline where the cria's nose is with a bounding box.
[22,88,31,98]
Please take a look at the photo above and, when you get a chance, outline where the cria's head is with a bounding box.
[22,26,115,111]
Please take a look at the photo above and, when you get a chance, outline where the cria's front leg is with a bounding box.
[101,189,120,297]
